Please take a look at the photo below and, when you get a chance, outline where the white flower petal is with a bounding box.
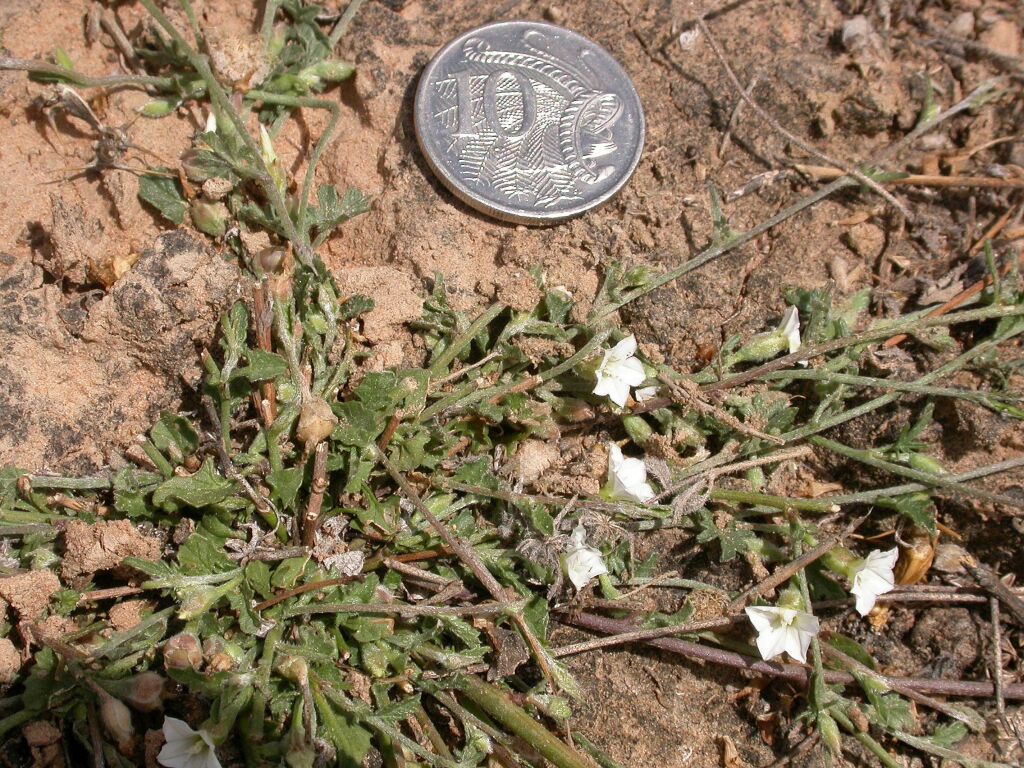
[608,334,637,361]
[634,386,659,403]
[850,548,898,617]
[593,336,646,406]
[744,606,776,634]
[614,357,647,387]
[162,717,196,742]
[606,445,655,503]
[604,377,631,408]
[158,717,222,768]
[745,605,818,663]
[563,525,608,590]
[783,626,809,663]
[854,591,877,616]
[204,111,217,134]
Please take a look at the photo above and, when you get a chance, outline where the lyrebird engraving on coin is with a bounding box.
[414,21,645,224]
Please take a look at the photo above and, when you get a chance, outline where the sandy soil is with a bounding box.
[0,0,1022,764]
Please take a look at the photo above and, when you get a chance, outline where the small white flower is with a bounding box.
[850,548,898,616]
[203,111,217,134]
[158,717,221,768]
[633,385,659,403]
[593,335,646,408]
[563,524,608,590]
[606,443,655,503]
[778,306,802,356]
[745,605,820,663]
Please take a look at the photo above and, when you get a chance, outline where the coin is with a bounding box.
[414,20,645,225]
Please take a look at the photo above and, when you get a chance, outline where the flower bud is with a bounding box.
[163,632,203,671]
[100,694,135,755]
[305,60,356,82]
[126,671,165,712]
[296,398,337,448]
[190,199,229,237]
[257,246,287,274]
[621,415,653,447]
[275,655,308,685]
[817,710,842,755]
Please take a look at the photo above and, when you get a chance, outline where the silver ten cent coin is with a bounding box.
[414,21,645,224]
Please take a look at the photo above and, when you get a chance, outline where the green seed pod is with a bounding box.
[190,199,229,238]
[817,710,842,755]
[622,415,654,446]
[164,632,203,671]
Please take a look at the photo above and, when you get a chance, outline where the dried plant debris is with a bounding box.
[0,1,1022,768]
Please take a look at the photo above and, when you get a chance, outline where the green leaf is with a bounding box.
[333,401,385,448]
[877,492,936,535]
[152,458,236,512]
[268,467,304,511]
[245,560,272,599]
[339,294,374,320]
[931,721,968,749]
[374,696,421,726]
[825,634,876,670]
[150,412,199,461]
[113,467,158,519]
[138,171,186,225]
[308,185,370,242]
[54,48,74,71]
[177,521,233,575]
[272,557,309,589]
[234,349,289,382]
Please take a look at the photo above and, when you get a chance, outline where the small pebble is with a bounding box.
[947,11,975,39]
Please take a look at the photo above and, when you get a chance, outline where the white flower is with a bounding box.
[778,306,802,356]
[744,605,820,663]
[633,385,659,403]
[158,717,221,768]
[203,111,217,134]
[606,443,655,503]
[593,335,646,408]
[563,524,608,590]
[850,548,898,616]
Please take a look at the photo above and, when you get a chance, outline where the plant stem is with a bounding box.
[711,488,839,513]
[779,325,1024,443]
[706,303,1024,392]
[810,435,1022,509]
[419,327,611,422]
[428,302,505,378]
[831,708,902,768]
[564,611,1024,699]
[0,56,174,90]
[459,675,599,768]
[761,368,1014,405]
[140,0,315,267]
[328,0,367,49]
[282,601,519,619]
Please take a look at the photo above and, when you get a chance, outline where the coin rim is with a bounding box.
[414,20,645,226]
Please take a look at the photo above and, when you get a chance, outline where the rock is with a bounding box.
[506,439,560,485]
[909,607,979,676]
[109,600,152,631]
[979,19,1021,58]
[948,12,975,39]
[841,15,873,52]
[61,520,162,581]
[0,570,60,622]
[0,637,20,683]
